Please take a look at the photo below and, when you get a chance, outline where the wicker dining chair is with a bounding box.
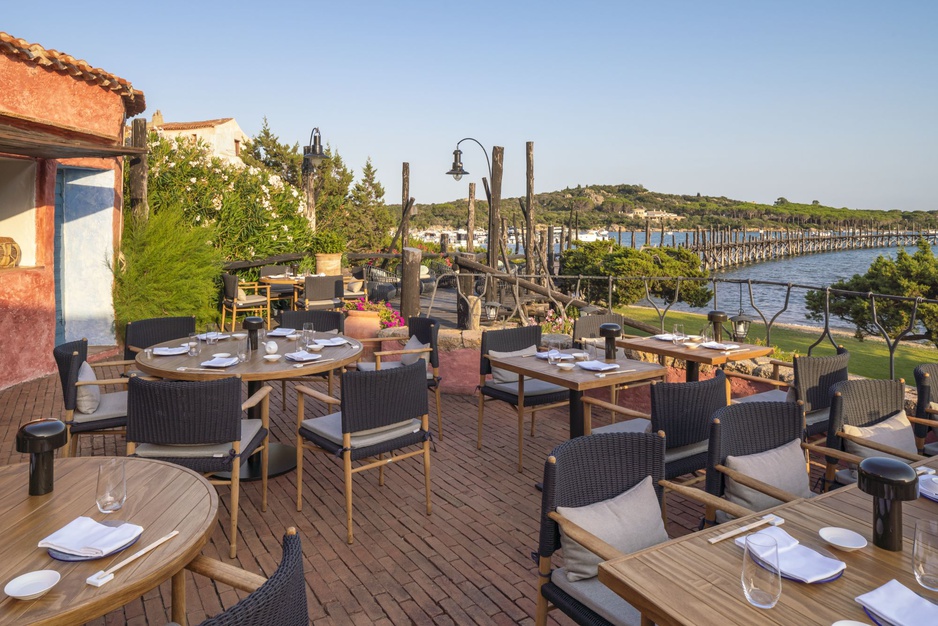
[122,316,196,377]
[53,338,133,457]
[221,272,270,331]
[126,376,270,558]
[478,325,569,473]
[571,313,626,349]
[276,309,346,408]
[295,275,343,311]
[260,264,297,310]
[913,363,938,455]
[295,362,431,544]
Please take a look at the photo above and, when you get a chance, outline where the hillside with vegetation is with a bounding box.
[399,184,938,233]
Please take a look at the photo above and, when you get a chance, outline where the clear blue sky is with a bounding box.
[6,1,937,212]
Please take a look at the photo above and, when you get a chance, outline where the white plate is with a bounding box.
[263,354,281,362]
[212,353,230,358]
[4,570,60,600]
[831,621,872,626]
[819,527,867,551]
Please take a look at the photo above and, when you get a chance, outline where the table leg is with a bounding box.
[686,362,700,382]
[570,389,584,438]
[172,570,186,626]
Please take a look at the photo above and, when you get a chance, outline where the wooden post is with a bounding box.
[467,182,476,253]
[401,163,410,248]
[488,146,505,271]
[660,220,665,247]
[401,247,421,320]
[129,118,148,221]
[547,225,555,274]
[525,142,535,276]
[630,230,636,248]
[440,233,449,254]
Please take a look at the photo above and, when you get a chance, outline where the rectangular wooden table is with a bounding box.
[616,336,773,382]
[485,353,667,438]
[599,459,938,625]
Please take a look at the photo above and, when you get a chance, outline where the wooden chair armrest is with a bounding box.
[925,406,938,416]
[908,415,937,427]
[835,431,927,462]
[89,359,137,368]
[241,385,272,411]
[659,479,755,520]
[768,359,793,368]
[714,464,800,503]
[126,346,143,354]
[547,512,626,562]
[374,347,432,358]
[801,442,862,465]
[580,396,651,420]
[723,371,789,388]
[186,555,267,592]
[296,384,341,405]
[356,337,390,344]
[77,378,128,387]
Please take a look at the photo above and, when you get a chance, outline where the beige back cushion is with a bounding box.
[842,410,917,462]
[488,345,537,383]
[725,438,813,513]
[76,362,101,414]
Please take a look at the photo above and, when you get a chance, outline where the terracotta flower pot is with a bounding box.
[345,309,382,361]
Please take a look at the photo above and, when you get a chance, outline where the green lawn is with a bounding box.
[617,305,937,383]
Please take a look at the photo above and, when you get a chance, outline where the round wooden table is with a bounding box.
[134,333,363,480]
[0,457,218,625]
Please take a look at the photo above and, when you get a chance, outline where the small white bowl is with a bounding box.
[556,363,576,371]
[4,570,60,600]
[263,354,281,362]
[308,344,324,352]
[819,527,867,551]
[571,352,589,361]
[286,334,299,341]
[212,353,230,358]
[231,332,247,340]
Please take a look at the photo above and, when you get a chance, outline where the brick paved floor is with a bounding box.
[0,364,829,625]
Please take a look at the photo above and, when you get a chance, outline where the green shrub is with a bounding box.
[310,230,346,254]
[113,208,223,337]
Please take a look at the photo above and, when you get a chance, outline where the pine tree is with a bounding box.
[241,118,302,187]
[313,147,355,236]
[346,158,391,252]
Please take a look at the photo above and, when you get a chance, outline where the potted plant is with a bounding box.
[309,230,346,276]
[343,298,406,360]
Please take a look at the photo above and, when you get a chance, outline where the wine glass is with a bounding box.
[672,324,686,346]
[741,534,782,609]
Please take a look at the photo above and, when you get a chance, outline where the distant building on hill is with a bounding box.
[150,110,247,165]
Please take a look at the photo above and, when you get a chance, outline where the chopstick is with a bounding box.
[86,531,179,586]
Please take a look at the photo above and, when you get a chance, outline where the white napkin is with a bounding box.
[534,350,573,361]
[734,526,845,583]
[653,334,676,341]
[267,328,295,337]
[701,341,740,350]
[576,360,620,372]
[38,517,143,557]
[919,475,938,501]
[200,356,239,368]
[856,579,938,626]
[268,274,285,278]
[285,351,322,362]
[153,346,188,356]
[197,332,229,341]
[314,337,348,347]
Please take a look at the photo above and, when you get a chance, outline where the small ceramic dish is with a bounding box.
[212,353,230,358]
[819,527,867,551]
[4,570,60,600]
[571,352,589,361]
[286,334,299,341]
[231,332,247,340]
[308,344,324,352]
[263,354,280,362]
[556,363,576,371]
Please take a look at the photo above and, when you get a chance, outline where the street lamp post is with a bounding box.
[446,138,503,272]
[302,127,326,230]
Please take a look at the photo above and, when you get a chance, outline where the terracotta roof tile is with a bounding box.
[0,32,145,117]
[156,118,234,130]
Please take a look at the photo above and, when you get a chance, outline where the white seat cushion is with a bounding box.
[805,407,831,427]
[357,361,434,380]
[551,568,641,626]
[484,379,567,397]
[732,389,790,405]
[134,419,263,458]
[303,299,339,308]
[842,410,918,462]
[593,419,652,435]
[72,391,127,424]
[302,412,421,449]
[664,439,709,463]
[556,475,668,582]
[76,362,101,414]
[236,294,268,306]
[724,438,813,513]
[488,345,537,383]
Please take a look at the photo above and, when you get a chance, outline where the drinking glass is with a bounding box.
[914,520,938,590]
[741,534,782,609]
[672,324,686,346]
[700,327,713,344]
[96,459,126,514]
[187,332,201,357]
[205,323,219,346]
[303,322,315,350]
[237,341,248,363]
[547,341,560,365]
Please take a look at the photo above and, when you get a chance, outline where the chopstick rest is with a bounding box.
[708,514,784,544]
[86,531,179,587]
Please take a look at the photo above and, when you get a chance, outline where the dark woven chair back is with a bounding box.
[303,276,343,301]
[914,363,938,439]
[538,432,665,559]
[260,265,294,295]
[53,338,87,411]
[572,313,626,345]
[479,325,542,376]
[199,530,308,626]
[793,347,849,412]
[221,273,239,301]
[825,378,906,455]
[281,310,344,334]
[408,317,440,368]
[127,376,242,446]
[123,316,196,360]
[705,401,803,499]
[341,362,428,434]
[650,370,727,449]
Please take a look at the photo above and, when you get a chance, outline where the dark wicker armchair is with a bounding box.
[259,264,297,310]
[571,313,626,349]
[221,272,270,331]
[295,275,343,311]
[295,362,432,544]
[478,326,569,473]
[126,376,270,558]
[53,338,132,456]
[123,316,196,360]
[277,310,345,407]
[914,363,938,455]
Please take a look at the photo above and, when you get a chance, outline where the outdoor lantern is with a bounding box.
[446,149,467,181]
[303,127,325,167]
[484,301,501,323]
[858,457,919,551]
[730,312,754,342]
[16,419,67,495]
